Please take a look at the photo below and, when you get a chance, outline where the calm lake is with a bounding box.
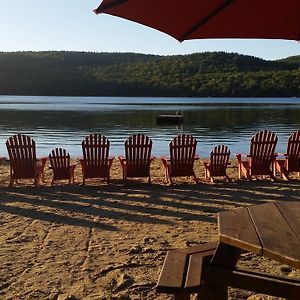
[0,95,299,157]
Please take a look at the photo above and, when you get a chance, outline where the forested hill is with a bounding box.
[0,51,299,97]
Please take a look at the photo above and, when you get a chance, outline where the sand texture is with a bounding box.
[0,158,299,300]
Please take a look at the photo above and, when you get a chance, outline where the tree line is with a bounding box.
[0,51,299,97]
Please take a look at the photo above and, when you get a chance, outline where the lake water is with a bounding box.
[0,95,300,157]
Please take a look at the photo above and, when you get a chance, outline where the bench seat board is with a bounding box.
[156,251,187,292]
[156,243,217,293]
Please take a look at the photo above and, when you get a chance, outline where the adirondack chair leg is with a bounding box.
[123,172,128,185]
[9,178,14,187]
[148,176,151,184]
[164,169,169,184]
[272,161,278,178]
[245,168,252,181]
[122,168,127,184]
[165,176,169,184]
[282,172,289,180]
[204,164,210,180]
[269,173,276,181]
[193,173,198,184]
[225,175,231,182]
[238,164,241,179]
[278,166,289,180]
[164,168,167,183]
[34,177,41,187]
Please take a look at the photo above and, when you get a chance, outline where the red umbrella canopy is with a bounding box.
[95,0,300,42]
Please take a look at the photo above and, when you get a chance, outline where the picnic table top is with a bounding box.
[218,201,300,269]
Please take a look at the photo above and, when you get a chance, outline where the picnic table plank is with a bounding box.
[218,207,262,255]
[248,202,300,269]
[276,201,300,241]
[184,253,203,291]
[156,251,187,292]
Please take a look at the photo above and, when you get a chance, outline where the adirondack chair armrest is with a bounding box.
[235,153,247,162]
[118,156,126,165]
[37,157,48,169]
[150,156,155,161]
[161,156,170,166]
[70,164,77,171]
[194,155,200,160]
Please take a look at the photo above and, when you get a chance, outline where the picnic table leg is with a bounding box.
[197,242,242,300]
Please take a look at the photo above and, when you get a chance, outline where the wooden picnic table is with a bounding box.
[156,201,300,299]
[219,201,300,269]
[202,201,300,299]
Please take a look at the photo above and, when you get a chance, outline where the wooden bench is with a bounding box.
[157,238,300,299]
[156,242,217,300]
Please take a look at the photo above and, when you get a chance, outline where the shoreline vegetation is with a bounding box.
[0,51,299,97]
[1,158,300,299]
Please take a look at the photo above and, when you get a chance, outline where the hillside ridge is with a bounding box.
[0,51,299,97]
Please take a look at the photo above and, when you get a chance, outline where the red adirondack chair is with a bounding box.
[274,131,300,180]
[118,134,154,183]
[49,148,76,185]
[236,130,278,180]
[161,134,199,184]
[204,145,231,182]
[6,134,47,187]
[80,134,114,185]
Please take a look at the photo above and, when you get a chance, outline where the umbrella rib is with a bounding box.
[94,0,130,14]
[179,0,235,42]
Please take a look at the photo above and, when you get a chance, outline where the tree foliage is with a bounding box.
[0,51,299,97]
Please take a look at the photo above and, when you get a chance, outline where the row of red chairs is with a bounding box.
[3,130,300,186]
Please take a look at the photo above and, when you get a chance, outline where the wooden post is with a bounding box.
[197,242,241,300]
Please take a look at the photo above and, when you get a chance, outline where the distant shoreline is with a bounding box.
[0,51,299,97]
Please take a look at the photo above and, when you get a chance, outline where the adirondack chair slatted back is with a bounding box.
[125,134,152,177]
[169,135,197,176]
[49,148,71,180]
[6,134,37,178]
[210,145,230,176]
[82,134,110,178]
[250,130,277,174]
[286,130,300,172]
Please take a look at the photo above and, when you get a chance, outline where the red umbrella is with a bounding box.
[94,0,300,42]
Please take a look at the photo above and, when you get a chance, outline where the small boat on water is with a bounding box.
[156,112,184,124]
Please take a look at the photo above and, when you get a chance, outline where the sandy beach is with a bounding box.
[0,158,299,300]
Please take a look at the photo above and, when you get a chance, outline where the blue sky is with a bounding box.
[1,1,299,60]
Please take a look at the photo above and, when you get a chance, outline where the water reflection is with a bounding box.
[0,96,299,157]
